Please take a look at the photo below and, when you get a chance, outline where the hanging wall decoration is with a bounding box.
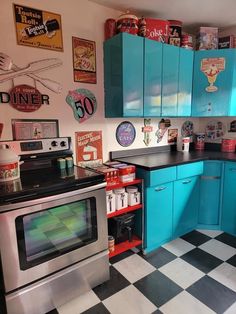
[116,121,136,147]
[66,88,97,123]
[205,120,225,140]
[13,4,63,51]
[200,58,225,92]
[142,119,153,146]
[75,131,103,168]
[181,120,194,138]
[168,128,178,144]
[229,120,236,132]
[72,37,96,84]
[155,118,171,143]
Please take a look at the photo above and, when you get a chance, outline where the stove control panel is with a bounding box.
[0,137,71,156]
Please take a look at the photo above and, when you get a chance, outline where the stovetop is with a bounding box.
[0,166,105,205]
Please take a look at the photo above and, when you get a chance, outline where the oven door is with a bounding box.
[0,182,107,293]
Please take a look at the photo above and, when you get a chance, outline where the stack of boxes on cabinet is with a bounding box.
[96,161,142,257]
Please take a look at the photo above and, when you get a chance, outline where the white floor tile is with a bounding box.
[199,239,236,261]
[208,262,236,292]
[159,258,205,289]
[223,301,236,314]
[103,285,157,314]
[162,238,195,257]
[57,290,100,314]
[160,291,215,314]
[197,229,223,238]
[113,254,156,283]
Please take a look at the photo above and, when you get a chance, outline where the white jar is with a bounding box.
[113,188,128,210]
[126,186,141,206]
[106,190,116,214]
[0,145,22,182]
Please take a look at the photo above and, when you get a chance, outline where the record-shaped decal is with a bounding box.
[229,120,236,132]
[181,120,194,137]
[205,120,225,140]
[116,121,136,147]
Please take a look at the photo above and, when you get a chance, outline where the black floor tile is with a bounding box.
[151,310,163,314]
[215,232,236,248]
[226,255,236,267]
[181,230,211,246]
[181,248,223,273]
[134,270,183,308]
[140,247,177,269]
[45,309,58,314]
[109,250,134,264]
[93,266,130,301]
[187,276,236,314]
[81,302,110,314]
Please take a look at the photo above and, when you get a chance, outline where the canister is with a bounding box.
[221,138,236,152]
[195,133,205,151]
[0,145,21,182]
[126,186,140,206]
[177,137,190,152]
[106,190,116,214]
[108,235,115,253]
[168,20,182,46]
[104,18,117,40]
[116,11,139,35]
[113,188,128,210]
[141,18,169,43]
[181,33,193,49]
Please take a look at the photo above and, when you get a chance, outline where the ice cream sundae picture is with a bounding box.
[201,57,225,92]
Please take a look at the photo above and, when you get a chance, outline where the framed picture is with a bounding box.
[12,119,59,140]
[116,121,136,147]
[72,37,96,84]
[13,4,63,52]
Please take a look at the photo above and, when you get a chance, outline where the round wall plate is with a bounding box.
[116,121,136,147]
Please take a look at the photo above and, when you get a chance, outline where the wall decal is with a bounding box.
[142,119,153,146]
[66,89,97,123]
[181,120,194,138]
[72,37,96,84]
[0,54,62,93]
[205,120,225,140]
[116,121,136,147]
[75,131,103,168]
[13,4,63,51]
[168,128,178,144]
[229,120,236,132]
[155,119,171,143]
[201,58,225,92]
[0,123,3,139]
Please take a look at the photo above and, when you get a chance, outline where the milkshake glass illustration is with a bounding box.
[201,58,225,93]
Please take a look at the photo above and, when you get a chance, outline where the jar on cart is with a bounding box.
[126,186,141,206]
[113,188,128,210]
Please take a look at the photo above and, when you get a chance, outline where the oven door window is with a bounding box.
[15,197,97,270]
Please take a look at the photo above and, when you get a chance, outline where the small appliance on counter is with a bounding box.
[177,136,191,152]
[108,213,135,244]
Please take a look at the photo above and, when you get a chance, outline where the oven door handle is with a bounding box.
[0,181,107,212]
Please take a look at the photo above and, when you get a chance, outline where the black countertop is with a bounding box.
[114,150,236,170]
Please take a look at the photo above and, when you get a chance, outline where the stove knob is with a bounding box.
[60,141,67,147]
[51,140,58,147]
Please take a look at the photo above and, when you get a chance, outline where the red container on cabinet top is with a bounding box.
[141,18,170,43]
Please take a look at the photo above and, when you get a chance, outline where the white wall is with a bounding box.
[0,0,199,162]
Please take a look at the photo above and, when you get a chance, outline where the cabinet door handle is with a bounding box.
[201,176,220,180]
[182,179,192,184]
[155,186,167,192]
[229,168,236,172]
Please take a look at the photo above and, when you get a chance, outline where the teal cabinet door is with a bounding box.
[199,161,222,226]
[173,176,199,238]
[161,44,179,117]
[177,48,193,116]
[192,49,236,117]
[145,182,173,253]
[144,38,162,117]
[222,162,236,236]
[104,33,144,117]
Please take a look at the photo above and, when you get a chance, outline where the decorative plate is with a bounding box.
[116,121,136,147]
[205,120,225,140]
[181,120,194,137]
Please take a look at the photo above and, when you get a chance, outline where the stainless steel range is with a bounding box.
[0,137,109,314]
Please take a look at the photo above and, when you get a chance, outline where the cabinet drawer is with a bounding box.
[177,161,203,179]
[148,166,176,186]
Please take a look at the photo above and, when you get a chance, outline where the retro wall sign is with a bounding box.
[116,121,136,147]
[142,119,153,146]
[66,89,97,123]
[201,58,225,92]
[155,118,171,143]
[13,4,63,51]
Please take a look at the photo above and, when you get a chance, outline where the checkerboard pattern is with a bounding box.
[49,230,236,314]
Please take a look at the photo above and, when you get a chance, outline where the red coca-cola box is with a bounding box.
[144,18,170,43]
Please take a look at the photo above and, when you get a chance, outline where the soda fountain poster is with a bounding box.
[13,4,63,51]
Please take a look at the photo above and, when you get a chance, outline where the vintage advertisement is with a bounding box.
[201,57,225,92]
[72,37,96,84]
[13,4,63,51]
[168,128,178,144]
[75,131,103,168]
[12,119,59,140]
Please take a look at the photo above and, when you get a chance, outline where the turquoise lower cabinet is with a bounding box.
[145,182,173,253]
[199,161,222,226]
[222,162,236,236]
[173,176,199,238]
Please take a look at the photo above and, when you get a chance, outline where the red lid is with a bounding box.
[168,20,183,26]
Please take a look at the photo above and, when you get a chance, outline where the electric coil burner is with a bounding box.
[0,137,109,314]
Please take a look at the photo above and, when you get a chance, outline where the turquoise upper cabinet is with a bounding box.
[192,49,236,117]
[104,33,144,117]
[222,162,236,236]
[161,44,179,116]
[143,38,162,116]
[177,48,193,116]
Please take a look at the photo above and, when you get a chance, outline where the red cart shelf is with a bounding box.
[106,179,142,191]
[107,204,142,218]
[109,235,142,258]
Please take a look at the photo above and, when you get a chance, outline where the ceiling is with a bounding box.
[89,0,236,33]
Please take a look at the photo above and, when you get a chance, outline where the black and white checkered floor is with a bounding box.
[49,229,236,314]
